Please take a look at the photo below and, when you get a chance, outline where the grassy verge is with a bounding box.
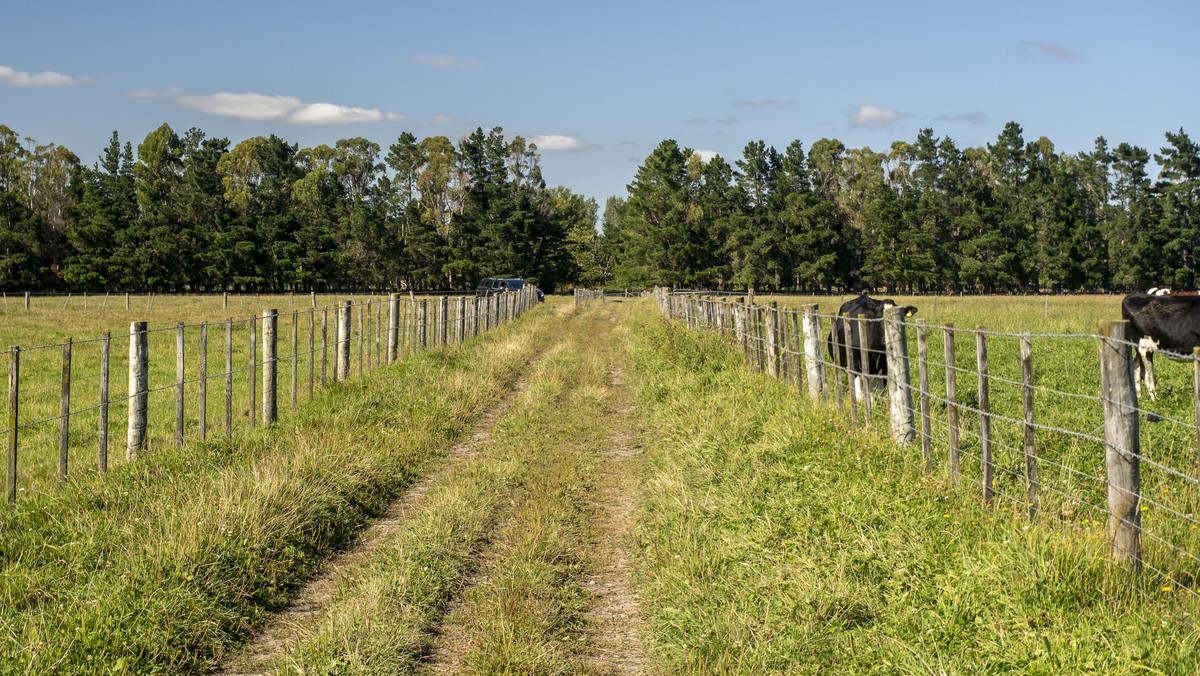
[627,301,1200,674]
[0,299,557,675]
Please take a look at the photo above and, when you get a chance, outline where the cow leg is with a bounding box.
[1144,350,1156,400]
[1136,338,1157,401]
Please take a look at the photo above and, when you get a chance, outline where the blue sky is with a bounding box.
[2,0,1197,213]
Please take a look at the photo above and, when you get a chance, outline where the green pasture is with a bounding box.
[629,301,1200,673]
[2,293,469,498]
[719,293,1200,602]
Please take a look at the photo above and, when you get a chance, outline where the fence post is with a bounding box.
[417,300,428,351]
[225,319,233,436]
[291,310,298,409]
[99,334,109,473]
[944,324,960,487]
[24,292,29,310]
[765,303,779,378]
[314,312,319,401]
[357,302,364,378]
[321,309,328,386]
[440,296,449,347]
[801,305,824,402]
[883,306,915,445]
[458,297,467,344]
[337,300,351,381]
[1099,320,1141,572]
[916,321,932,475]
[387,294,399,363]
[176,323,185,448]
[1021,331,1038,518]
[58,338,72,482]
[7,347,17,509]
[199,323,207,442]
[127,321,148,460]
[249,315,256,433]
[263,309,277,425]
[977,327,992,507]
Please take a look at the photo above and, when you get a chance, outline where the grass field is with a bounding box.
[681,293,1200,604]
[4,293,1200,674]
[2,293,474,498]
[627,299,1200,673]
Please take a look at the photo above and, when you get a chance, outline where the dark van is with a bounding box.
[476,277,544,302]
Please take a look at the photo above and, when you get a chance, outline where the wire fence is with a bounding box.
[651,287,1200,613]
[3,288,540,507]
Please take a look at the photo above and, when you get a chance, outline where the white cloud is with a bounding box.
[125,86,181,98]
[0,64,80,87]
[529,134,602,152]
[411,54,484,69]
[1016,41,1084,61]
[432,115,461,125]
[693,150,720,163]
[175,91,403,125]
[850,104,900,128]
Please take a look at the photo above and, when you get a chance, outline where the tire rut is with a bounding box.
[215,356,544,676]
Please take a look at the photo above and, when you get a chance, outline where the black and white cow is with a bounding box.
[827,294,918,401]
[1121,292,1200,400]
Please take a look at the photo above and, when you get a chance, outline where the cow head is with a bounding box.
[880,300,919,317]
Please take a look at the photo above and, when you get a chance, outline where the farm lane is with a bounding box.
[216,343,550,675]
[420,302,649,674]
[208,300,651,674]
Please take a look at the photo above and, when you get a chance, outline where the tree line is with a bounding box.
[600,123,1199,294]
[0,123,605,293]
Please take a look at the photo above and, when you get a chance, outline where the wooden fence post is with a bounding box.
[225,319,233,436]
[357,302,364,378]
[7,347,17,509]
[127,321,148,460]
[59,338,71,482]
[440,296,449,347]
[1021,331,1038,518]
[387,294,399,363]
[458,297,467,344]
[417,300,428,351]
[765,303,779,378]
[801,305,824,402]
[308,311,314,399]
[99,334,110,473]
[198,323,207,442]
[945,324,960,487]
[917,321,932,475]
[176,323,185,448]
[321,309,328,386]
[977,327,992,507]
[337,300,351,381]
[291,310,298,409]
[883,306,915,445]
[249,315,256,433]
[1099,320,1141,572]
[263,309,277,425]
